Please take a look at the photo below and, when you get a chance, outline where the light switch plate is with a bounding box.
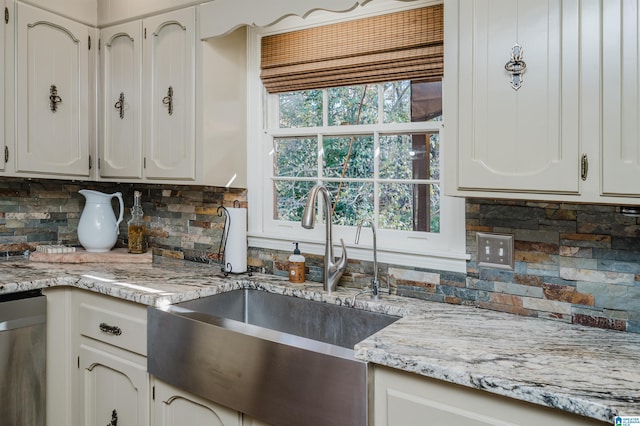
[476,232,514,270]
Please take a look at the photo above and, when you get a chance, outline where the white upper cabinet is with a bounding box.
[602,0,640,197]
[445,0,581,194]
[143,7,196,181]
[99,21,143,179]
[15,2,90,177]
[0,0,6,173]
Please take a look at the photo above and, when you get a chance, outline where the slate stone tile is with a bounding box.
[466,278,494,291]
[475,300,538,317]
[560,233,611,248]
[494,281,544,298]
[558,257,597,270]
[597,259,640,274]
[513,229,560,244]
[612,236,640,251]
[559,246,592,258]
[545,208,577,221]
[572,313,626,331]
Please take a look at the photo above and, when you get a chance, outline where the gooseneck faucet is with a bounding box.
[355,220,379,296]
[352,220,390,306]
[301,185,347,293]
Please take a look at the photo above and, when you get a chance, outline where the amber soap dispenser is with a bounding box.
[288,242,305,283]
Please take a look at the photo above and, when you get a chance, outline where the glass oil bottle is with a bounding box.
[128,191,148,254]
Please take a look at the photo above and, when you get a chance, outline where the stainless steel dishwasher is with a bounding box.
[0,290,46,426]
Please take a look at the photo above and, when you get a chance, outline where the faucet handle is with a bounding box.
[336,238,347,271]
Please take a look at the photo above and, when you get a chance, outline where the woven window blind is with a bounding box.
[260,4,443,93]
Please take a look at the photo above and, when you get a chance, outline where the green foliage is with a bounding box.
[383,81,411,123]
[274,81,441,233]
[323,136,373,178]
[279,90,323,128]
[328,85,378,125]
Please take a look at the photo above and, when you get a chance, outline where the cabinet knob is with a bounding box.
[107,409,118,426]
[505,44,527,90]
[162,86,174,116]
[49,85,62,112]
[114,92,125,119]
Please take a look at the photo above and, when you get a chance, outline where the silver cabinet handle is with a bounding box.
[99,322,122,336]
[581,154,589,181]
[49,85,62,112]
[162,86,174,116]
[114,92,125,119]
[505,43,526,90]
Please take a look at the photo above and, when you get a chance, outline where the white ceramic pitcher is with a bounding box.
[77,190,124,252]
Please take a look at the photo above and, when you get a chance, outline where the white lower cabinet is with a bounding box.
[373,366,607,426]
[44,288,276,426]
[76,290,150,426]
[152,378,242,426]
[79,343,149,426]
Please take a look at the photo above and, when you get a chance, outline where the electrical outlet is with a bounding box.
[476,232,514,270]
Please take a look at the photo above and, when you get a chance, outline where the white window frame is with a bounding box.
[246,0,468,273]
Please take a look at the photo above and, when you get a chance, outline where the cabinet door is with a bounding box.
[143,7,196,180]
[100,21,143,179]
[449,0,580,193]
[153,379,241,426]
[374,367,606,426]
[602,0,640,196]
[0,0,5,173]
[15,3,89,176]
[79,344,149,426]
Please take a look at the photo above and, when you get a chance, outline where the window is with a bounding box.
[247,1,466,272]
[273,80,442,234]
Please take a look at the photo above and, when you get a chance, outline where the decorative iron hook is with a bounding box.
[49,85,62,112]
[162,86,174,116]
[504,43,527,90]
[114,92,125,119]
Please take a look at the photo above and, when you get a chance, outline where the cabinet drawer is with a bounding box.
[78,293,147,356]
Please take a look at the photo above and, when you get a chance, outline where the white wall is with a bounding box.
[21,0,97,25]
[97,0,202,26]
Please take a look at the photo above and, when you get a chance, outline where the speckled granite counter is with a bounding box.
[1,255,637,423]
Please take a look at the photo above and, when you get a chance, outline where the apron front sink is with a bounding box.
[148,289,399,426]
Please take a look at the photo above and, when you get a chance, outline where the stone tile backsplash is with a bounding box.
[253,198,640,334]
[0,177,246,262]
[1,176,639,333]
[466,199,640,333]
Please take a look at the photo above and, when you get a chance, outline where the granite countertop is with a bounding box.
[1,255,638,423]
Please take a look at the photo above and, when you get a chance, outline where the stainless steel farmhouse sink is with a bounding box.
[147,289,400,426]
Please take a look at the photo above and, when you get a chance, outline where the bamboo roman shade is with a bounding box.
[260,4,443,93]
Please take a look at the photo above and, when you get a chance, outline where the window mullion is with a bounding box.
[374,131,380,228]
[377,83,384,124]
[322,89,328,128]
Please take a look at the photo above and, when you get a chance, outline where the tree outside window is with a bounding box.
[272,80,442,233]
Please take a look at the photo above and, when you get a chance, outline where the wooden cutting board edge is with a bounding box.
[29,248,153,264]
